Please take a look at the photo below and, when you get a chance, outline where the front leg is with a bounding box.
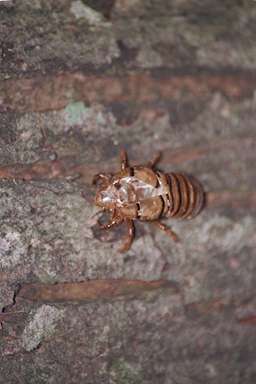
[118,219,135,252]
[98,210,122,230]
[92,173,111,186]
[120,149,129,171]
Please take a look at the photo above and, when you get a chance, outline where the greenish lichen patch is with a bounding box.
[70,1,104,25]
[63,101,97,128]
[63,102,116,134]
[110,358,143,384]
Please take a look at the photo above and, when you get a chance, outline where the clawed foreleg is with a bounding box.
[98,210,122,230]
[120,149,129,171]
[92,173,111,186]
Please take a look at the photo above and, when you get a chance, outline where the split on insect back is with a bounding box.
[93,149,205,252]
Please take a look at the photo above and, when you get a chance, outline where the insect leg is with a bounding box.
[147,151,161,168]
[98,210,122,230]
[92,173,110,186]
[119,219,135,252]
[98,219,118,230]
[120,148,129,171]
[151,220,179,242]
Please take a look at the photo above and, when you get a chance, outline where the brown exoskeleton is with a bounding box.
[93,150,204,252]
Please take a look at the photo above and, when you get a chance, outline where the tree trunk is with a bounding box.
[0,1,255,383]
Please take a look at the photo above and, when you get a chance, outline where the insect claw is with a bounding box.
[120,148,129,170]
[152,220,180,243]
[92,173,111,186]
[97,214,121,230]
[166,229,180,242]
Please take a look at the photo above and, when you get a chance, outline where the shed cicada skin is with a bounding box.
[93,149,204,252]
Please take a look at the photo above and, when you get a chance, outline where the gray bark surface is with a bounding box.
[0,1,255,383]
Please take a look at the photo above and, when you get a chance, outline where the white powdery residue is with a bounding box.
[199,215,255,252]
[21,305,64,352]
[0,229,26,269]
[70,1,104,25]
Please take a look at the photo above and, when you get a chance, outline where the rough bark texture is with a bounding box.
[0,1,256,383]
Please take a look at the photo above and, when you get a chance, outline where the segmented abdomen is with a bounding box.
[166,173,204,219]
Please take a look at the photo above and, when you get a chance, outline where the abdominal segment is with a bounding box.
[113,169,204,222]
[166,173,205,219]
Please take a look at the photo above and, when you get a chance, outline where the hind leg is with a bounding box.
[152,220,179,242]
[147,151,161,168]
